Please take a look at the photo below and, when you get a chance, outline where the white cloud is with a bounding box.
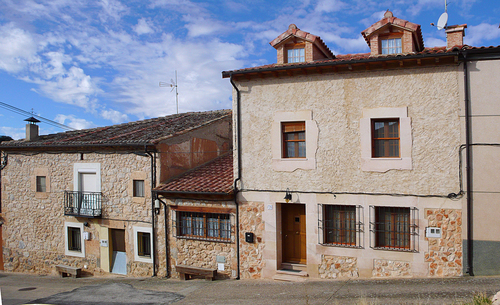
[100,108,129,123]
[183,16,230,37]
[0,23,38,73]
[0,126,25,140]
[360,10,386,27]
[465,23,500,47]
[54,114,96,130]
[134,18,155,35]
[314,0,346,13]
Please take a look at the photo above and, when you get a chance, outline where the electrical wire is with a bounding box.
[0,101,76,131]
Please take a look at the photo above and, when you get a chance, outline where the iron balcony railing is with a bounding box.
[64,191,102,217]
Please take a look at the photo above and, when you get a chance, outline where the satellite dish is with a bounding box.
[437,12,448,30]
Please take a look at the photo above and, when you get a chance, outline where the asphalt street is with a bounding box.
[1,272,500,305]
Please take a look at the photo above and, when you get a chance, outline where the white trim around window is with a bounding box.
[73,163,101,192]
[271,110,319,172]
[133,226,153,263]
[64,222,85,258]
[360,107,412,172]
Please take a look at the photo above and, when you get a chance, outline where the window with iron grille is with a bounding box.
[318,204,364,248]
[370,206,418,252]
[137,231,151,258]
[175,211,231,242]
[67,226,81,252]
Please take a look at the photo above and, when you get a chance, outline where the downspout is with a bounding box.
[230,75,241,280]
[0,152,7,214]
[145,146,157,277]
[462,51,474,276]
[155,195,169,278]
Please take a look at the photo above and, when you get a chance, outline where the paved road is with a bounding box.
[1,272,500,305]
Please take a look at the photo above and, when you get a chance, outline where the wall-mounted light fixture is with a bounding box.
[154,199,161,215]
[284,188,292,203]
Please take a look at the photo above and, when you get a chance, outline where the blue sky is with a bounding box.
[0,0,499,139]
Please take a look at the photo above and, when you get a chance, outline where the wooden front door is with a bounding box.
[281,203,306,264]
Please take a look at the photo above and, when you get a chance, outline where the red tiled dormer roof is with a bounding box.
[0,110,231,150]
[270,24,335,59]
[361,11,424,51]
[154,153,233,197]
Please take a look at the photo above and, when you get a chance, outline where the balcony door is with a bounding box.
[78,172,97,216]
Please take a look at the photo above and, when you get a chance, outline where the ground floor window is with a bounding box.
[370,206,418,252]
[133,226,153,263]
[175,211,230,242]
[64,222,85,257]
[318,204,363,248]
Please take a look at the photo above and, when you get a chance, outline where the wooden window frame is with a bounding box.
[371,118,400,158]
[286,43,305,63]
[282,121,306,158]
[177,211,231,242]
[380,34,403,54]
[137,231,151,258]
[67,226,81,252]
[375,207,410,250]
[323,205,356,246]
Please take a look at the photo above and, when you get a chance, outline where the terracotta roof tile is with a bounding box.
[154,153,233,195]
[1,110,231,149]
[270,24,334,59]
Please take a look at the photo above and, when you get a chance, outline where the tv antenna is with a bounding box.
[431,0,449,30]
[159,70,179,114]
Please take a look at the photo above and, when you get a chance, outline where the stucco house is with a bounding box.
[222,11,500,280]
[0,110,232,277]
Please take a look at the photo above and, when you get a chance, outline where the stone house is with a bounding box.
[221,11,500,280]
[0,110,232,277]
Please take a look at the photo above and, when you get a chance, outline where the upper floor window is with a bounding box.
[372,119,400,158]
[287,48,305,63]
[381,38,402,54]
[36,176,46,192]
[282,122,306,158]
[133,180,145,197]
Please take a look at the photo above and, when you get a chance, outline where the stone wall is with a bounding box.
[1,152,156,276]
[239,201,265,279]
[425,209,463,277]
[167,200,237,279]
[372,259,412,278]
[319,255,359,279]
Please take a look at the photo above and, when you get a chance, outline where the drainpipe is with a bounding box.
[145,147,157,277]
[155,195,170,278]
[0,152,7,214]
[462,51,474,276]
[230,75,241,280]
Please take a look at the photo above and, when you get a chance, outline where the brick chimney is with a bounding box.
[445,24,467,48]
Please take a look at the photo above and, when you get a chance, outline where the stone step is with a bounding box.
[280,263,307,272]
[276,269,309,277]
[272,273,308,282]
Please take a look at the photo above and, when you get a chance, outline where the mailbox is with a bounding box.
[245,232,254,243]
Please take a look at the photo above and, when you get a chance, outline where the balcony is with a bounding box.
[64,191,102,218]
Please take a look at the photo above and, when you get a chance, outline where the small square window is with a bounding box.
[282,122,306,158]
[133,180,145,197]
[137,232,151,258]
[381,38,402,54]
[36,176,46,192]
[287,48,305,63]
[372,119,400,158]
[67,226,81,252]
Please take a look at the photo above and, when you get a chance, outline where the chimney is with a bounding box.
[445,24,467,49]
[24,116,40,141]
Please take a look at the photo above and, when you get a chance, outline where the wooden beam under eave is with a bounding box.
[417,59,422,66]
[316,67,323,74]
[435,57,440,64]
[347,64,353,71]
[382,62,387,69]
[454,56,459,63]
[301,68,308,75]
[272,71,279,78]
[286,70,294,77]
[399,60,404,67]
[333,66,338,73]
[365,63,370,70]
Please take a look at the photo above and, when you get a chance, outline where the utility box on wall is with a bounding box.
[245,232,254,243]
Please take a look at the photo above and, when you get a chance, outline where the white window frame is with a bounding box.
[73,163,101,192]
[287,48,305,63]
[133,226,153,263]
[64,222,85,258]
[271,110,318,172]
[360,107,412,172]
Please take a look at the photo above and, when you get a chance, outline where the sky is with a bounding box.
[0,0,499,140]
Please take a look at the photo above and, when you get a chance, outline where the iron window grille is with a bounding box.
[137,232,151,258]
[369,206,419,252]
[318,204,364,248]
[67,226,81,252]
[174,211,231,242]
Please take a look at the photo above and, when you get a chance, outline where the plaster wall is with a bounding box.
[1,152,159,276]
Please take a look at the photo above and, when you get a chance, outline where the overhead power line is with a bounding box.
[0,101,76,131]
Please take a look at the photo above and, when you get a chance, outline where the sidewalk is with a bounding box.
[1,272,500,305]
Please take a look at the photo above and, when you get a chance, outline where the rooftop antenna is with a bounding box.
[431,0,449,30]
[159,70,179,114]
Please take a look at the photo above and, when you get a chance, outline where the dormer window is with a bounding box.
[381,38,402,54]
[287,47,305,63]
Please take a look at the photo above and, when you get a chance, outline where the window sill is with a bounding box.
[320,243,363,249]
[66,250,85,258]
[176,236,233,244]
[135,256,153,264]
[361,157,412,173]
[272,158,316,172]
[372,246,417,253]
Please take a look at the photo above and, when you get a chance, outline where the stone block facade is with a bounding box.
[372,259,412,278]
[425,209,463,277]
[239,201,265,279]
[318,255,359,279]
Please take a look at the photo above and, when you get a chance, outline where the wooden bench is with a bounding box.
[176,265,217,281]
[56,265,82,278]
